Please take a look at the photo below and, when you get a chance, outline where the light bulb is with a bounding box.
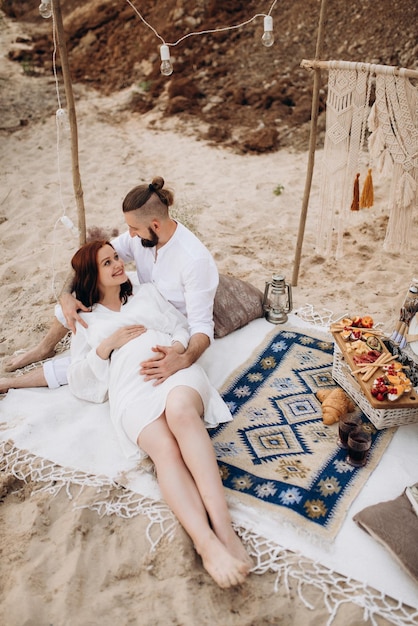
[39,1,52,19]
[159,44,173,76]
[56,108,69,130]
[262,15,274,47]
[55,109,67,124]
[60,216,78,234]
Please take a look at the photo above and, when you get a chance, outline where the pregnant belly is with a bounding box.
[111,329,171,372]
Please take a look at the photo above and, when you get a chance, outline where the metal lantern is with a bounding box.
[263,274,293,324]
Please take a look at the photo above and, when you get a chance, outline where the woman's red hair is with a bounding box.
[71,240,132,308]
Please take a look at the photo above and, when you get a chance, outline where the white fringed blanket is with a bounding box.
[1,314,417,624]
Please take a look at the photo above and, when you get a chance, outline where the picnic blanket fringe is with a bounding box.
[1,439,417,626]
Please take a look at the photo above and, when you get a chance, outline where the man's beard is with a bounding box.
[141,227,159,248]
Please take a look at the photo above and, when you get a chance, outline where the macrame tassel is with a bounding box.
[350,173,360,211]
[377,148,393,177]
[397,171,417,208]
[360,169,374,208]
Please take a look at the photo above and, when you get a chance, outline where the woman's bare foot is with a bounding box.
[220,528,253,569]
[3,347,55,372]
[210,520,253,568]
[197,533,250,588]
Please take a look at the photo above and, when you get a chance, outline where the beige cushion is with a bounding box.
[353,492,418,584]
[213,274,264,338]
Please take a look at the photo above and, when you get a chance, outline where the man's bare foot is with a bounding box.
[3,347,55,372]
[0,367,48,392]
[0,377,14,393]
[197,533,250,588]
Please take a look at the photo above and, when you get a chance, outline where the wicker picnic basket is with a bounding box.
[332,345,418,429]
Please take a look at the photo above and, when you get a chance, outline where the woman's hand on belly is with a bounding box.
[96,325,147,360]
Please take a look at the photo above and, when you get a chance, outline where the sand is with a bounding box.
[1,12,417,626]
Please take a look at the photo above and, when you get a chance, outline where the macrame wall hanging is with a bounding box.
[302,60,418,259]
[368,70,418,252]
[316,62,373,258]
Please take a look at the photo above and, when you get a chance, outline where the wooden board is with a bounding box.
[332,330,418,410]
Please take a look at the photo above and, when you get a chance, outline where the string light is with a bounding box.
[40,0,278,294]
[262,15,274,47]
[159,44,173,76]
[59,215,78,234]
[47,4,79,297]
[39,1,52,19]
[125,0,277,76]
[56,108,69,130]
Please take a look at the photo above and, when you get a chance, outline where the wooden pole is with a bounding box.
[52,0,86,245]
[291,0,328,286]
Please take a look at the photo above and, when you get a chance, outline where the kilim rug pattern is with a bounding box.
[210,327,395,540]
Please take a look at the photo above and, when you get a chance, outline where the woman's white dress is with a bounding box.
[68,283,232,458]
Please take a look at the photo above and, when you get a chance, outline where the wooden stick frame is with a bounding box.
[301,59,418,79]
[52,0,86,246]
[292,23,418,286]
[291,0,328,287]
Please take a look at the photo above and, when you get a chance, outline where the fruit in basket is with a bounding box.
[316,388,356,425]
[387,386,404,401]
[371,367,412,402]
[351,315,374,328]
[341,329,352,341]
[384,362,403,374]
[386,374,403,385]
[333,315,375,334]
[365,335,382,351]
[360,315,374,328]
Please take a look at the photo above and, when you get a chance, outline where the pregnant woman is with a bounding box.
[67,239,252,588]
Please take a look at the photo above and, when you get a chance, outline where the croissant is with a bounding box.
[316,388,356,425]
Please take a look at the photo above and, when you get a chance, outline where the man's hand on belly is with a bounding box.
[139,345,187,385]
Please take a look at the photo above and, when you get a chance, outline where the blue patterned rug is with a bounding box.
[210,327,395,540]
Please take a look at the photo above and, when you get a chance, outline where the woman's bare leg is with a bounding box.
[138,412,250,588]
[0,367,48,393]
[3,318,68,372]
[165,387,252,566]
